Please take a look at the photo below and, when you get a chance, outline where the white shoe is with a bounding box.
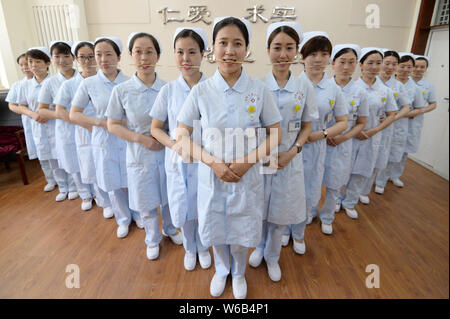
[281,234,290,247]
[103,207,114,219]
[306,215,314,225]
[117,225,129,238]
[391,178,404,188]
[55,192,67,202]
[184,252,197,271]
[359,195,370,204]
[162,229,183,245]
[344,207,358,219]
[321,223,333,235]
[68,191,79,200]
[293,239,306,255]
[375,185,384,194]
[210,273,227,297]
[232,277,247,299]
[248,249,263,268]
[267,262,281,282]
[146,245,159,260]
[43,183,56,192]
[335,202,341,213]
[198,250,211,269]
[81,199,93,211]
[134,218,144,229]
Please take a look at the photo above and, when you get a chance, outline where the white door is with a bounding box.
[410,27,449,180]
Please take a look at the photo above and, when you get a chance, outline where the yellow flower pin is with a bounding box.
[422,90,427,95]
[350,100,355,106]
[382,97,386,103]
[294,105,301,112]
[394,92,398,97]
[248,105,255,114]
[329,99,335,107]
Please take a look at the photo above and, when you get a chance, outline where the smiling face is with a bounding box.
[413,59,428,79]
[397,59,414,81]
[332,50,357,79]
[267,31,298,73]
[52,48,74,74]
[303,50,330,77]
[381,55,398,78]
[28,57,50,78]
[360,52,383,80]
[76,45,96,73]
[213,24,247,76]
[18,56,33,78]
[174,36,203,77]
[95,41,121,74]
[130,36,159,75]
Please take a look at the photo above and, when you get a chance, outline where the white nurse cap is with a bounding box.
[173,27,209,51]
[213,16,252,43]
[71,41,94,56]
[331,44,361,61]
[299,31,330,54]
[126,32,162,53]
[266,21,303,47]
[94,36,123,54]
[49,40,73,54]
[28,46,51,60]
[359,47,384,62]
[398,52,415,60]
[414,54,430,65]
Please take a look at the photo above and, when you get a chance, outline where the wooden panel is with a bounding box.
[411,0,437,54]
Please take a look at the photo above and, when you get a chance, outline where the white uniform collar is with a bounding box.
[176,73,206,92]
[31,74,50,87]
[212,68,249,93]
[98,69,126,84]
[300,72,327,89]
[265,71,296,93]
[132,73,164,92]
[331,76,354,92]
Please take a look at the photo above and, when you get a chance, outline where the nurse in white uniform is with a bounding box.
[54,41,106,211]
[17,47,58,192]
[288,32,348,255]
[248,21,317,281]
[321,44,369,233]
[106,32,182,259]
[341,48,397,219]
[176,17,282,299]
[6,53,38,164]
[38,41,80,202]
[70,37,138,238]
[151,27,211,270]
[374,50,412,194]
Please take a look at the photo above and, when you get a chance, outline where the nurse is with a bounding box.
[17,47,58,192]
[288,32,348,254]
[341,48,397,219]
[248,21,317,281]
[106,32,182,259]
[176,17,282,299]
[7,53,38,164]
[321,44,369,233]
[412,55,437,114]
[150,27,211,269]
[54,41,107,212]
[373,50,412,194]
[70,36,139,238]
[38,41,80,203]
[383,52,425,186]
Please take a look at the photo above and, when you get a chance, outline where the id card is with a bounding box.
[288,120,302,132]
[327,112,333,124]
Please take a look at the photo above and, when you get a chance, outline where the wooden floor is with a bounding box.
[0,158,448,299]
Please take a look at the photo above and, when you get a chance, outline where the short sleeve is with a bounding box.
[385,88,398,112]
[357,91,370,117]
[397,84,411,107]
[17,82,28,105]
[301,80,319,122]
[105,86,125,120]
[177,85,201,127]
[333,88,348,117]
[72,80,91,109]
[412,86,426,109]
[54,81,71,110]
[426,82,437,103]
[38,80,53,105]
[150,84,169,122]
[5,82,19,104]
[260,86,282,127]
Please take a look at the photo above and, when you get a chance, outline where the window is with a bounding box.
[435,0,449,25]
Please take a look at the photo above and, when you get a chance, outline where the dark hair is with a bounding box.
[383,50,400,62]
[128,33,161,55]
[95,39,121,56]
[399,55,415,66]
[415,57,428,67]
[267,26,300,48]
[174,29,205,52]
[213,17,249,47]
[16,53,27,64]
[301,36,332,59]
[360,50,383,64]
[26,49,51,63]
[74,42,94,57]
[333,48,357,61]
[50,42,73,56]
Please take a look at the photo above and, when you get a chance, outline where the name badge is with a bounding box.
[288,120,302,132]
[327,112,333,124]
